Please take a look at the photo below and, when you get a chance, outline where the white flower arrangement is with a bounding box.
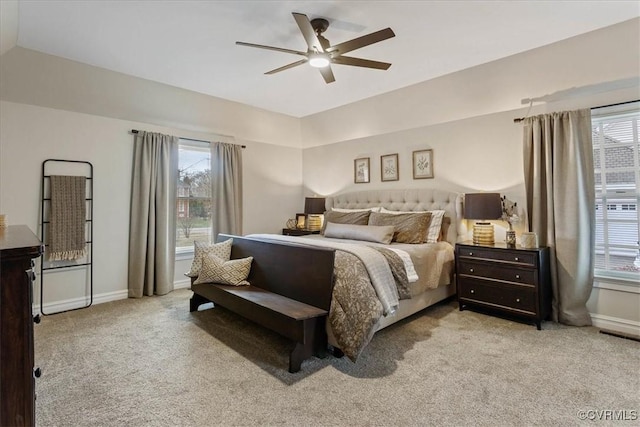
[501,196,519,230]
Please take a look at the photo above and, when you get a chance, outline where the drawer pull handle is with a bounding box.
[514,257,519,261]
[470,289,475,294]
[515,274,520,279]
[469,268,474,273]
[469,252,473,256]
[516,298,521,303]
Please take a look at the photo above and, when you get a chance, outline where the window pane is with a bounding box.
[177,140,212,251]
[592,102,640,278]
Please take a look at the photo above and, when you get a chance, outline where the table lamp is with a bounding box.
[304,197,326,231]
[464,193,502,245]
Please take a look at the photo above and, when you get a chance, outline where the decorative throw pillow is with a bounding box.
[322,210,371,233]
[185,238,233,277]
[379,207,446,243]
[324,222,394,244]
[424,210,446,243]
[193,254,253,286]
[368,212,432,244]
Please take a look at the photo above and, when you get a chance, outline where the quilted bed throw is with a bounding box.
[49,175,86,261]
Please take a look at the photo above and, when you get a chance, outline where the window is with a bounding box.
[592,101,640,279]
[176,139,212,253]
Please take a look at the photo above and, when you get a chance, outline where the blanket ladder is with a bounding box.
[39,159,94,315]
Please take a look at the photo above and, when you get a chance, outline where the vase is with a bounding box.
[506,229,516,247]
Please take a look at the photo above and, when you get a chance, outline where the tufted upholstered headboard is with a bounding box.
[326,189,464,245]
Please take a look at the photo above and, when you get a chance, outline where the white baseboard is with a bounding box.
[174,278,191,289]
[590,313,640,337]
[33,280,192,315]
[33,289,128,315]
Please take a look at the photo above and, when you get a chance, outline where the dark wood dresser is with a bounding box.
[1,225,43,426]
[456,242,551,329]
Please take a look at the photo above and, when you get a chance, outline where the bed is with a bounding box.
[246,188,464,360]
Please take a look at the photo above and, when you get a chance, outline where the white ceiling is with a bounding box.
[8,1,640,117]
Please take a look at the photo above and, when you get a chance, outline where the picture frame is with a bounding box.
[380,153,399,182]
[354,157,370,184]
[295,213,307,229]
[412,149,434,179]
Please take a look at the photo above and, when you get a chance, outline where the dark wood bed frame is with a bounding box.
[189,234,336,373]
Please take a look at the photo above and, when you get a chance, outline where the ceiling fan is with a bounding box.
[236,12,395,84]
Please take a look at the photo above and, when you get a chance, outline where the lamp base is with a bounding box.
[306,214,323,231]
[472,222,495,245]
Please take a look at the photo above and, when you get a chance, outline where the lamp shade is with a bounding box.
[304,197,326,214]
[464,193,502,220]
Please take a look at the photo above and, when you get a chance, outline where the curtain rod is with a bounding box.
[513,99,640,123]
[130,129,246,148]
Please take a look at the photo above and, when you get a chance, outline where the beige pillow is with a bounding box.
[322,210,371,233]
[185,238,232,277]
[368,212,432,244]
[193,254,253,286]
[379,207,446,243]
[324,222,394,244]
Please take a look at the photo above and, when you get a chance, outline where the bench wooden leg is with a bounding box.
[189,292,209,312]
[288,318,321,373]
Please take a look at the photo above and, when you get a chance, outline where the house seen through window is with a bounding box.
[176,139,212,253]
[592,101,640,279]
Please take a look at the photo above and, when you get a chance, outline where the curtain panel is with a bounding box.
[523,109,595,326]
[128,131,179,297]
[211,142,243,241]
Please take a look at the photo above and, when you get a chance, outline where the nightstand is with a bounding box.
[456,242,551,330]
[282,228,321,236]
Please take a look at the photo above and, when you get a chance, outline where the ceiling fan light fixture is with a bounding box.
[308,52,330,68]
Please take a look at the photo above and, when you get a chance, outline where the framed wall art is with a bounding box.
[295,213,307,229]
[354,157,370,183]
[380,153,399,182]
[412,149,434,179]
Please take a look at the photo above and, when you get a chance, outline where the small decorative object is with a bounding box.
[501,196,520,247]
[286,218,297,229]
[464,193,502,245]
[380,153,399,181]
[354,157,370,183]
[0,214,5,228]
[295,213,307,229]
[412,149,434,179]
[521,232,538,249]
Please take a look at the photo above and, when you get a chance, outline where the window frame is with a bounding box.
[591,101,640,283]
[176,138,213,255]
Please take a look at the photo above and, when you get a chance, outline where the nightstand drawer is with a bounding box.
[458,260,536,285]
[457,247,537,266]
[459,280,536,314]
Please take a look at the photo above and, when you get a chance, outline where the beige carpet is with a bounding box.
[34,289,639,426]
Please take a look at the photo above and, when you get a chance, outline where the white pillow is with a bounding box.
[185,239,232,278]
[324,222,394,244]
[331,207,382,213]
[193,254,253,286]
[379,207,446,243]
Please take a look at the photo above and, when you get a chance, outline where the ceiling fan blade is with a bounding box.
[236,41,307,57]
[264,59,308,75]
[292,12,324,52]
[326,28,395,55]
[318,65,335,84]
[332,56,391,70]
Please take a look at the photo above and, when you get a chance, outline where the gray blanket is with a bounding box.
[246,234,412,360]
